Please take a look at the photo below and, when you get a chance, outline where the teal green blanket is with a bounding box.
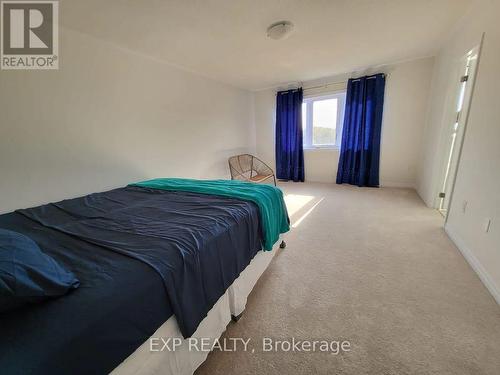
[130,178,289,251]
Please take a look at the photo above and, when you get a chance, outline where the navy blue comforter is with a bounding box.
[0,186,262,375]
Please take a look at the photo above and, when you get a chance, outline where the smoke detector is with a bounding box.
[267,21,294,40]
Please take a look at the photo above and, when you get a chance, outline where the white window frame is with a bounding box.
[302,91,346,150]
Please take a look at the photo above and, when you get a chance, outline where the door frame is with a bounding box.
[435,38,483,223]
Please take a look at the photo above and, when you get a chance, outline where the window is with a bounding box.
[302,92,346,149]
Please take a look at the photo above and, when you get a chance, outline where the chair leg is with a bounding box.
[273,175,277,186]
[279,240,286,249]
[231,313,243,322]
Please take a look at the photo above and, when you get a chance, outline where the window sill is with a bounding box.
[303,146,340,151]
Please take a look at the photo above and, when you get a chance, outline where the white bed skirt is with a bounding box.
[111,243,278,375]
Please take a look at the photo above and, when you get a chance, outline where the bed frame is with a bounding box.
[111,237,285,375]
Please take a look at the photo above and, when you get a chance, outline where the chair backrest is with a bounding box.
[228,154,254,180]
[228,154,275,181]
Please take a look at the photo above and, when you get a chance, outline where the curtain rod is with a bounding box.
[302,73,387,92]
[303,80,347,91]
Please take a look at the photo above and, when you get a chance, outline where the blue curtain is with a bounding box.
[275,88,304,182]
[336,74,386,187]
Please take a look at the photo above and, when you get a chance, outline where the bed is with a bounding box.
[0,180,288,375]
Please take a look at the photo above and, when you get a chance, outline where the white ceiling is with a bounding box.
[61,0,472,90]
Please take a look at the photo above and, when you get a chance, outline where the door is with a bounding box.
[438,47,479,215]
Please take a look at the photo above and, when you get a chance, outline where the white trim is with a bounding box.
[380,181,416,189]
[445,223,500,305]
[303,145,340,151]
[444,42,483,224]
[256,54,433,92]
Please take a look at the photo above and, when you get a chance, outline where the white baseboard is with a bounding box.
[445,224,500,305]
[380,180,416,189]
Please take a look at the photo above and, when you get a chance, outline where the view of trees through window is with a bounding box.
[302,92,345,148]
[312,98,337,145]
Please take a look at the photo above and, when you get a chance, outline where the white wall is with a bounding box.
[254,57,434,187]
[0,28,255,213]
[418,0,500,302]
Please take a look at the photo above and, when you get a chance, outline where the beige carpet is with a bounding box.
[196,183,500,375]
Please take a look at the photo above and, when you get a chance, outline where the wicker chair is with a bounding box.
[228,154,276,186]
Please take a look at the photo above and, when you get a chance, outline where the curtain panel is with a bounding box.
[336,74,386,187]
[275,88,305,182]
